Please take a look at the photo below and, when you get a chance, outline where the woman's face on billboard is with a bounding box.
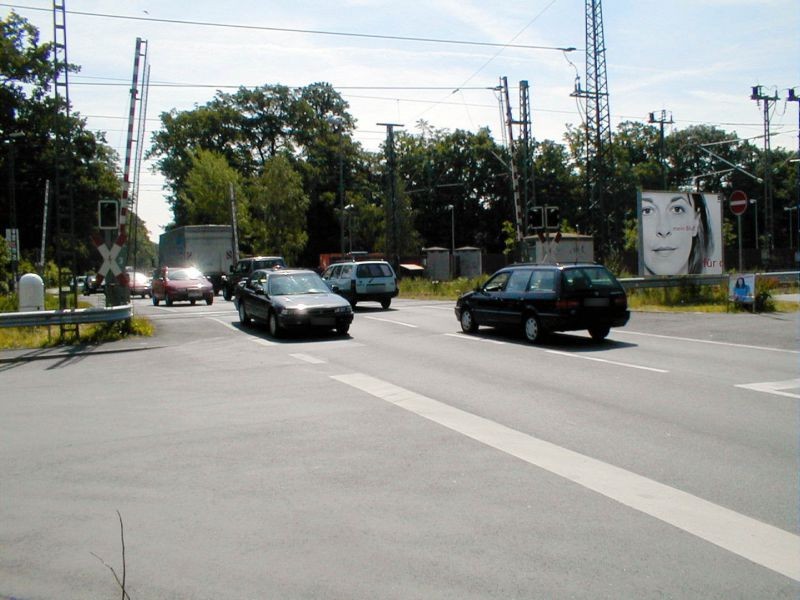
[641,194,700,275]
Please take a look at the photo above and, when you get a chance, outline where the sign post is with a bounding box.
[729,190,748,271]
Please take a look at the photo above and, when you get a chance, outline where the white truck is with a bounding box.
[158,225,234,295]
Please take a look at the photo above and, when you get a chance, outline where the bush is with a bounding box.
[754,276,779,312]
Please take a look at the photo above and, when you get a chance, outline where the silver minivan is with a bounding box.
[322,260,398,309]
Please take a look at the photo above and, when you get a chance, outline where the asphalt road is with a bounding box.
[1,298,798,599]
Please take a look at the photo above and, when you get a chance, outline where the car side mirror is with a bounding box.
[330,284,340,293]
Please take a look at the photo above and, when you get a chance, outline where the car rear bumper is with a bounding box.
[540,310,630,332]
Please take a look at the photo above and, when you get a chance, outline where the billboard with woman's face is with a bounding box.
[637,191,723,276]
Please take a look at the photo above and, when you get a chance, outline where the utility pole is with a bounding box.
[788,88,800,262]
[571,0,613,260]
[648,110,673,189]
[501,77,524,249]
[519,80,536,238]
[751,85,779,261]
[377,122,403,268]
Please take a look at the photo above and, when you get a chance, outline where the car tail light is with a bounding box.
[613,295,628,308]
[556,299,580,310]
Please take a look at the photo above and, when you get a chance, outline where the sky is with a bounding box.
[4,0,798,242]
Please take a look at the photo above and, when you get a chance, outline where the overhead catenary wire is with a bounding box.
[0,3,577,52]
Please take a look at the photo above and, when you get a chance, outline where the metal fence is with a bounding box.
[618,271,798,291]
[0,304,133,328]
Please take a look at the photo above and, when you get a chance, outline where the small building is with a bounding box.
[423,247,450,280]
[522,233,594,264]
[454,247,482,278]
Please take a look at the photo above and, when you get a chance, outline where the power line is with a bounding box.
[2,3,577,52]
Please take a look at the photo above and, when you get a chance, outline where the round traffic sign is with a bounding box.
[729,190,748,216]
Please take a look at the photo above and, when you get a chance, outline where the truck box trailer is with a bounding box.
[158,225,234,294]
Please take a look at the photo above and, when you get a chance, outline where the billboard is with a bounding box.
[637,191,723,276]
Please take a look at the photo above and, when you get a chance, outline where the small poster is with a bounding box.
[729,273,755,304]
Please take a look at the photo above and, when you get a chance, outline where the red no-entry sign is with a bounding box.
[729,190,748,216]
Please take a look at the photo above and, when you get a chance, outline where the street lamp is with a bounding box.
[327,116,346,257]
[784,205,798,253]
[447,204,454,278]
[4,131,24,291]
[344,203,354,253]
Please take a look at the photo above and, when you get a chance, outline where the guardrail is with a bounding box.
[619,271,798,290]
[0,304,133,328]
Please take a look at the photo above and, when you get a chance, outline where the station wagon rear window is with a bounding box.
[356,263,393,277]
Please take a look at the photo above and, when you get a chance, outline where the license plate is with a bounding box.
[311,317,335,326]
[584,297,609,307]
[188,291,203,299]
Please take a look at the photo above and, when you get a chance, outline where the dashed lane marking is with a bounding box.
[443,333,506,345]
[331,372,800,582]
[545,349,669,373]
[290,353,327,364]
[616,330,799,354]
[364,316,418,328]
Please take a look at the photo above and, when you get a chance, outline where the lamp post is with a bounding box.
[447,204,454,278]
[4,131,24,291]
[344,203,354,253]
[328,116,346,257]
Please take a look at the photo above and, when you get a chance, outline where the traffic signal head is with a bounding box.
[98,200,119,230]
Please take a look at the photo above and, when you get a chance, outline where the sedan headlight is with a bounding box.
[334,306,352,314]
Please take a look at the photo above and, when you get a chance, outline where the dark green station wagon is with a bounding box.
[454,263,630,343]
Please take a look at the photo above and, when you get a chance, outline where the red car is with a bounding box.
[151,266,214,306]
[127,271,152,298]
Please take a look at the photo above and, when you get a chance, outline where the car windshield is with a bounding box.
[269,273,330,295]
[168,268,205,281]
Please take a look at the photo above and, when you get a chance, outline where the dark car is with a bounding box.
[222,256,286,301]
[454,263,630,343]
[82,274,104,295]
[234,268,354,337]
[151,266,214,306]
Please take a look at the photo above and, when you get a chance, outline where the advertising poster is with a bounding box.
[637,191,723,276]
[729,273,755,304]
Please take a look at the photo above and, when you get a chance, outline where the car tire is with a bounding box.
[381,298,391,309]
[238,301,250,325]
[460,308,478,333]
[206,296,213,306]
[523,314,543,344]
[152,295,159,306]
[223,287,232,301]
[589,325,610,341]
[336,323,350,336]
[190,299,196,306]
[268,312,282,338]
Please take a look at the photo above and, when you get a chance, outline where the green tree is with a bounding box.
[247,155,309,264]
[181,149,245,225]
[1,12,121,277]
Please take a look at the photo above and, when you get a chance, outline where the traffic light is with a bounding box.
[545,206,560,230]
[527,206,543,232]
[98,200,118,230]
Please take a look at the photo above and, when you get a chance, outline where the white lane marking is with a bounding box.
[208,317,239,332]
[546,349,669,373]
[331,373,800,582]
[290,353,326,364]
[617,330,799,355]
[443,333,506,345]
[736,379,800,400]
[364,316,417,328]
